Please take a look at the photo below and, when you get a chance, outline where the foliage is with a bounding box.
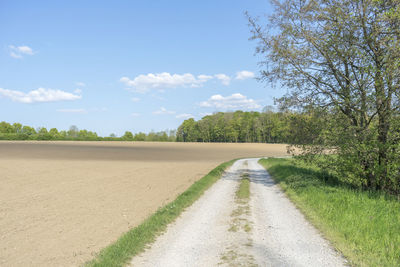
[249,0,400,194]
[176,110,317,143]
[0,121,176,142]
[259,158,400,266]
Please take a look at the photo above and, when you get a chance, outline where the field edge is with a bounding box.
[84,159,237,267]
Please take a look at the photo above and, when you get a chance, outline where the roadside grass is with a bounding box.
[84,159,236,267]
[236,173,250,200]
[259,158,400,267]
[229,171,252,233]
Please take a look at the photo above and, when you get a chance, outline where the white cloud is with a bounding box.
[200,93,261,110]
[74,88,82,94]
[131,112,141,117]
[57,108,87,114]
[214,74,231,86]
[9,45,35,58]
[176,113,193,119]
[18,46,33,55]
[0,87,81,103]
[197,75,213,82]
[235,70,255,80]
[152,107,176,115]
[10,52,22,59]
[131,97,140,102]
[76,82,86,87]
[120,72,235,92]
[120,72,210,93]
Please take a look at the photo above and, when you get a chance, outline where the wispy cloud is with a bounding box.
[131,97,140,102]
[57,108,87,114]
[56,107,106,114]
[197,75,213,82]
[0,87,81,103]
[9,45,35,58]
[176,113,193,119]
[214,74,231,86]
[200,93,261,110]
[75,82,86,87]
[235,70,255,80]
[152,107,175,115]
[131,112,141,117]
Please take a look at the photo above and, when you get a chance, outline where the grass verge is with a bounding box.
[259,158,400,267]
[236,173,250,200]
[85,159,236,267]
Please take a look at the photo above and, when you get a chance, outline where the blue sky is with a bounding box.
[0,0,283,136]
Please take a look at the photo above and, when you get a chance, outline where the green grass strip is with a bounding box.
[236,173,250,200]
[259,158,400,267]
[84,159,236,267]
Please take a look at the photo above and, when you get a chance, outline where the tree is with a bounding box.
[134,132,146,141]
[177,118,199,142]
[13,123,22,133]
[22,126,36,136]
[248,0,400,193]
[122,131,134,140]
[68,125,79,138]
[49,128,59,139]
[38,127,48,135]
[37,127,51,140]
[0,121,13,133]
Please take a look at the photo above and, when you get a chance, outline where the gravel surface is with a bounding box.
[130,158,347,267]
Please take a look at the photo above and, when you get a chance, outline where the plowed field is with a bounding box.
[0,141,288,266]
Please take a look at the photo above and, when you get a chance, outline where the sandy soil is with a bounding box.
[131,159,347,267]
[0,141,288,267]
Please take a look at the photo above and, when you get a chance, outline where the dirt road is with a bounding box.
[130,158,347,267]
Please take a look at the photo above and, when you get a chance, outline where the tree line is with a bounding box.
[176,109,311,143]
[0,121,176,142]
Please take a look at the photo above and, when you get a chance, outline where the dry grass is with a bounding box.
[0,141,288,266]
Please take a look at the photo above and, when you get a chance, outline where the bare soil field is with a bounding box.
[0,141,288,267]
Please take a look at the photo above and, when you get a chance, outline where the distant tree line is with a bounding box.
[176,109,316,144]
[0,121,176,142]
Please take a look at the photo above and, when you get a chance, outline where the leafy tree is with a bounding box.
[59,130,67,139]
[122,131,134,140]
[133,132,146,141]
[49,128,59,139]
[38,127,48,135]
[22,126,36,135]
[0,121,13,133]
[177,118,199,142]
[13,123,22,133]
[37,127,52,140]
[248,0,400,193]
[68,125,79,138]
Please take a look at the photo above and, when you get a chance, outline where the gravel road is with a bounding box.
[130,158,347,267]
